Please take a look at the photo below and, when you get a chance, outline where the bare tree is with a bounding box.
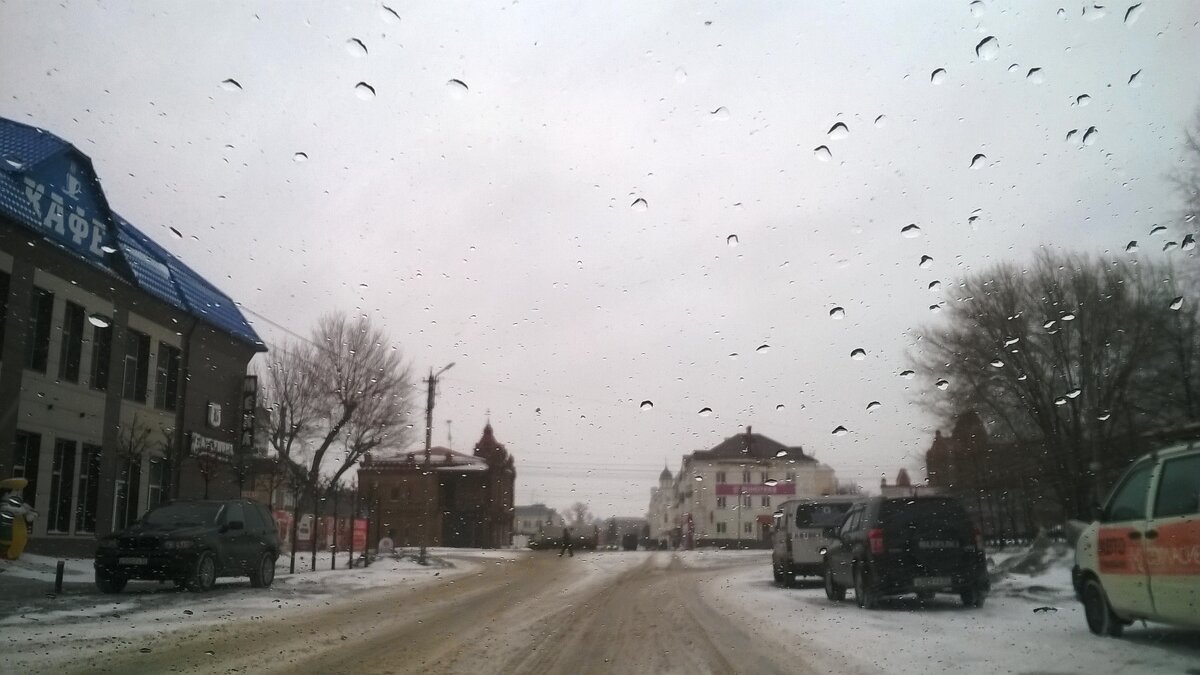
[567,502,592,528]
[912,251,1181,518]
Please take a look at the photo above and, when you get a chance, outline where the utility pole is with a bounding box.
[419,363,455,565]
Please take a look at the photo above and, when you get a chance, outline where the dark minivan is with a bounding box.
[822,496,988,609]
[94,499,280,593]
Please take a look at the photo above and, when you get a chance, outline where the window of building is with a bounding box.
[741,495,752,508]
[154,342,181,410]
[761,496,771,507]
[785,471,795,481]
[0,270,9,351]
[12,431,41,509]
[715,471,726,483]
[74,444,101,534]
[47,438,77,533]
[743,521,753,534]
[741,470,750,483]
[715,522,726,534]
[761,471,769,482]
[24,286,54,372]
[114,454,143,531]
[716,496,727,508]
[122,329,151,402]
[147,457,166,509]
[390,486,401,500]
[57,301,85,383]
[90,323,112,391]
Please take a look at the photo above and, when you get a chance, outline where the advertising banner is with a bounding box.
[714,483,797,496]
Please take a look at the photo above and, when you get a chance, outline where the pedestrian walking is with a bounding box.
[558,526,574,557]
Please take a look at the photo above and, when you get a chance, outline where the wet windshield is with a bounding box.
[2,2,1199,673]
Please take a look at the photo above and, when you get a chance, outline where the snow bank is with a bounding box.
[674,548,772,569]
[698,544,1199,675]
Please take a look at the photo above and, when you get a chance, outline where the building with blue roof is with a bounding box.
[0,116,267,553]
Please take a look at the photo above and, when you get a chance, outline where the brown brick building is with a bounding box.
[359,423,515,549]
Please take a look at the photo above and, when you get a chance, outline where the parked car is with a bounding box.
[772,497,854,586]
[94,499,280,593]
[822,495,988,609]
[1072,443,1200,636]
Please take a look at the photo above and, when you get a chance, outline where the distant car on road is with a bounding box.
[1072,443,1200,636]
[94,499,280,593]
[822,495,988,609]
[772,497,854,586]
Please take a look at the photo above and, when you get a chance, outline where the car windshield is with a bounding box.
[3,2,1199,673]
[141,503,223,528]
[795,502,853,528]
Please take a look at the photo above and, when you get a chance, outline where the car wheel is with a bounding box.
[95,569,127,594]
[824,564,846,602]
[960,585,987,608]
[1082,578,1124,637]
[854,564,878,609]
[772,562,786,584]
[249,551,276,588]
[188,552,217,593]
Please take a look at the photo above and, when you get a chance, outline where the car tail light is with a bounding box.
[868,528,884,555]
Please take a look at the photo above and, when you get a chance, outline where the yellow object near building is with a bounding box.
[1,478,36,560]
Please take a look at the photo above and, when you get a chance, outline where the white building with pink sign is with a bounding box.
[654,427,839,548]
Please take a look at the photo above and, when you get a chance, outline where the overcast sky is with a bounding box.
[3,1,1198,517]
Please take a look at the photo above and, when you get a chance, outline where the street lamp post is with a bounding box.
[419,362,455,565]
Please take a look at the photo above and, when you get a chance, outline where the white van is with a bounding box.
[772,496,855,586]
[1073,443,1200,636]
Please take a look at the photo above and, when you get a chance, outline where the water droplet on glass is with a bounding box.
[87,314,111,328]
[756,344,770,353]
[710,106,730,121]
[990,359,1005,368]
[1169,296,1184,311]
[975,36,999,61]
[1004,337,1020,347]
[1182,234,1195,251]
[813,145,832,162]
[1076,94,1091,106]
[969,1,985,18]
[639,400,653,410]
[850,348,866,360]
[1124,3,1143,25]
[292,152,308,163]
[831,426,848,436]
[763,478,779,487]
[693,475,703,482]
[1008,63,1021,73]
[929,304,942,313]
[935,379,949,391]
[1066,388,1081,399]
[1149,225,1166,235]
[775,448,788,457]
[220,78,242,91]
[866,401,881,411]
[729,353,739,360]
[919,255,934,269]
[3,154,25,170]
[1026,67,1044,84]
[901,224,922,238]
[1128,70,1142,87]
[1044,320,1057,329]
[631,197,648,211]
[139,647,152,654]
[446,79,469,97]
[169,227,183,239]
[829,306,845,320]
[1083,4,1107,20]
[355,82,376,100]
[1057,7,1066,17]
[775,404,785,412]
[970,153,988,169]
[380,5,400,22]
[899,370,915,379]
[100,244,118,254]
[675,67,688,83]
[930,68,947,85]
[827,122,849,140]
[874,114,887,128]
[1097,411,1112,421]
[928,280,942,292]
[1054,397,1067,406]
[1126,240,1139,253]
[1082,126,1099,146]
[726,234,739,247]
[1017,374,1028,381]
[345,38,368,56]
[698,407,713,417]
[1066,129,1079,143]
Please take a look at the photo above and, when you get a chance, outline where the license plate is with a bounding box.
[918,540,958,549]
[913,576,951,589]
[118,557,148,565]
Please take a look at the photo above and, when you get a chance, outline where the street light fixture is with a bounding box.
[419,362,455,565]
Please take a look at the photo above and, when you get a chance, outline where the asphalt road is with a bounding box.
[25,552,813,675]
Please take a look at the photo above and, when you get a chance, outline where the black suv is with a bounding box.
[94,499,280,593]
[822,496,988,609]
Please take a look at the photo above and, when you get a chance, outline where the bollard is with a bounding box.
[54,560,65,594]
